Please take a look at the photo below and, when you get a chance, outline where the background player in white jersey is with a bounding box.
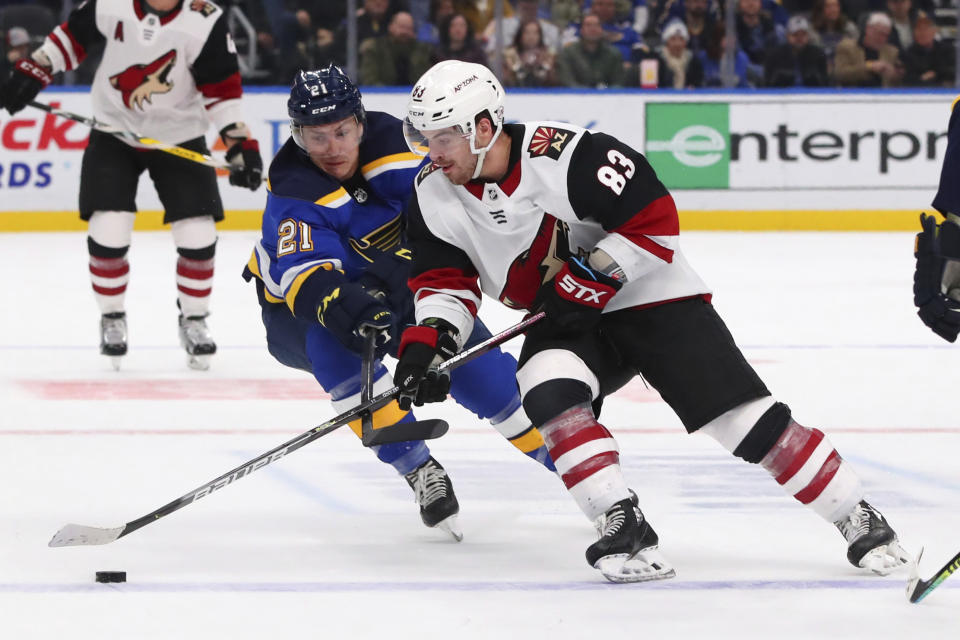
[394,60,911,582]
[0,0,263,370]
[243,67,555,540]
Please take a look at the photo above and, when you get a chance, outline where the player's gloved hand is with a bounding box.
[357,244,414,319]
[394,320,459,410]
[225,139,263,190]
[534,256,622,336]
[1,58,52,115]
[914,212,960,343]
[317,282,394,355]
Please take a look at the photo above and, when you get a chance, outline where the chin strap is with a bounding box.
[470,126,503,180]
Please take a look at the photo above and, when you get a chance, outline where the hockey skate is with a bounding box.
[100,312,127,371]
[587,496,676,583]
[405,457,462,541]
[834,500,911,575]
[178,314,217,370]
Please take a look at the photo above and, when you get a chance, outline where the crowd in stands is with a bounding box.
[1,0,957,88]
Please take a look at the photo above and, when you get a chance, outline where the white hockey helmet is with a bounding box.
[404,61,505,179]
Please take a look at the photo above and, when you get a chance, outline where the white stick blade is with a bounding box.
[48,524,124,547]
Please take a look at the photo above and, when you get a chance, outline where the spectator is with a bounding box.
[586,0,650,35]
[886,0,916,51]
[360,11,432,85]
[483,0,561,54]
[454,0,513,35]
[570,0,640,60]
[330,0,397,66]
[503,19,558,86]
[810,0,859,72]
[556,12,626,87]
[433,12,488,64]
[665,0,717,52]
[902,11,954,86]
[736,0,783,70]
[764,15,829,86]
[550,0,586,30]
[417,0,455,45]
[697,20,752,87]
[641,19,704,88]
[5,25,29,61]
[834,11,902,86]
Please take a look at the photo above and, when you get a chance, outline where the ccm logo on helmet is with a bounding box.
[314,105,336,114]
[558,274,608,305]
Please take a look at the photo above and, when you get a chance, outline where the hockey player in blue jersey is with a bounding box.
[243,66,555,540]
[915,97,960,343]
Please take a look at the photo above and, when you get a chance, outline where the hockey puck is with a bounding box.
[95,571,126,583]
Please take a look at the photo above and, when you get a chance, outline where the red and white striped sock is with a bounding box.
[760,420,863,522]
[540,404,630,520]
[176,255,214,317]
[89,254,129,314]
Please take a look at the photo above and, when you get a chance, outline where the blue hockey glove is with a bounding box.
[914,213,960,343]
[225,139,263,190]
[317,282,394,355]
[394,320,459,410]
[534,257,622,336]
[357,244,415,319]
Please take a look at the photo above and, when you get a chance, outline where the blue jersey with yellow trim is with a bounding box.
[244,111,427,318]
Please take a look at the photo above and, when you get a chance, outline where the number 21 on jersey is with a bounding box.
[277,219,314,256]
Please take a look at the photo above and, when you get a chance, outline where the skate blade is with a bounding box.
[434,514,463,542]
[109,356,122,371]
[595,546,676,583]
[860,540,913,576]
[186,354,211,371]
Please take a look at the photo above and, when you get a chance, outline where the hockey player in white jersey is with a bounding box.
[0,0,263,370]
[394,60,912,582]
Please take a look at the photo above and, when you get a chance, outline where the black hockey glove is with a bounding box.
[914,213,960,343]
[317,282,394,356]
[534,256,623,337]
[225,139,263,190]
[1,58,52,115]
[357,244,415,320]
[394,320,459,410]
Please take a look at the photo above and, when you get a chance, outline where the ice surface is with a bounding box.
[1,231,957,638]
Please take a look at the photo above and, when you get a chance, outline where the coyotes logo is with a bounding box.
[109,49,176,110]
[527,126,575,160]
[499,214,573,310]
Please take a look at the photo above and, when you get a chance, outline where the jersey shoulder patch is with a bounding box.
[416,161,441,186]
[527,125,577,160]
[189,0,218,17]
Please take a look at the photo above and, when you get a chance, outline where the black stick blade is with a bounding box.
[362,419,449,446]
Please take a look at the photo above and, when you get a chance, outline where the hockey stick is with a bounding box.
[48,311,544,547]
[27,100,234,171]
[906,547,960,603]
[357,328,448,447]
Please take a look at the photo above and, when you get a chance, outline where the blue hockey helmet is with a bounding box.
[288,66,365,151]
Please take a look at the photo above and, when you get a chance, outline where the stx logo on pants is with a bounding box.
[558,274,608,306]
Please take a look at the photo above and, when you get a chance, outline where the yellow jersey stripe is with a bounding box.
[361,151,422,174]
[284,263,335,313]
[316,187,351,207]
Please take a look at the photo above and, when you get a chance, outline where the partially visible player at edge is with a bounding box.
[914,96,960,342]
[0,0,263,370]
[394,60,911,581]
[242,66,555,540]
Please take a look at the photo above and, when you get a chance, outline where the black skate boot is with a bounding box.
[404,457,462,541]
[100,312,127,371]
[178,314,217,370]
[834,500,911,574]
[587,496,675,583]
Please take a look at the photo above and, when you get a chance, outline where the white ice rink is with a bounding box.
[1,230,957,639]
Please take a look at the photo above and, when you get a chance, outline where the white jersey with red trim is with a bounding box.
[407,121,711,340]
[36,0,243,144]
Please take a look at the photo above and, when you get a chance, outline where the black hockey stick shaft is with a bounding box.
[908,548,960,603]
[27,100,234,171]
[49,312,543,547]
[360,329,376,438]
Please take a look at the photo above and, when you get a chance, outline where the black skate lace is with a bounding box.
[836,504,875,543]
[410,463,448,507]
